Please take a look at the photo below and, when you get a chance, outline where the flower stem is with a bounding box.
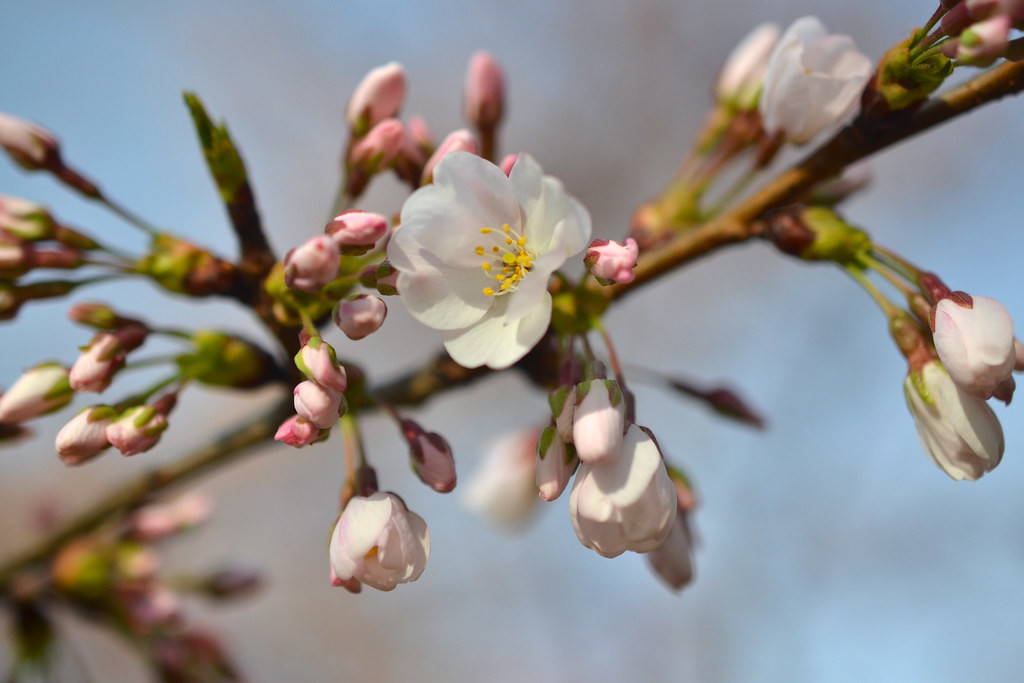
[842,264,903,319]
[98,196,160,237]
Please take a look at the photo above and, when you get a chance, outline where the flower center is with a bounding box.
[475,223,534,296]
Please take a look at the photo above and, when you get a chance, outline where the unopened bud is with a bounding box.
[464,51,505,134]
[68,302,143,330]
[406,115,434,153]
[548,384,576,443]
[0,363,72,424]
[572,379,625,464]
[949,15,1012,66]
[401,419,456,493]
[284,235,340,293]
[421,130,478,185]
[346,62,406,137]
[274,415,324,448]
[0,112,60,171]
[69,327,148,393]
[536,425,578,501]
[295,336,348,392]
[349,118,406,174]
[334,294,387,340]
[585,238,639,285]
[106,405,169,456]
[716,23,780,110]
[56,405,116,466]
[325,210,389,254]
[0,195,56,241]
[294,381,345,429]
[499,153,519,176]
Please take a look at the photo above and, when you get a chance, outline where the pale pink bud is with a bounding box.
[349,118,406,173]
[464,51,505,132]
[569,424,677,558]
[401,419,456,493]
[464,430,539,527]
[498,153,519,176]
[0,237,31,272]
[131,493,213,541]
[536,426,578,502]
[274,415,323,448]
[106,405,168,456]
[0,362,72,423]
[585,238,639,285]
[283,235,339,292]
[953,15,1012,66]
[646,510,696,591]
[406,115,434,151]
[0,195,55,241]
[329,491,430,591]
[931,293,1016,399]
[346,62,407,136]
[325,210,389,252]
[295,337,347,392]
[759,17,872,144]
[716,23,781,110]
[572,379,625,464]
[56,405,115,465]
[905,360,1004,481]
[548,384,576,443]
[374,260,400,296]
[420,129,478,185]
[967,0,1024,21]
[293,380,344,429]
[0,112,60,170]
[69,334,124,393]
[334,294,387,340]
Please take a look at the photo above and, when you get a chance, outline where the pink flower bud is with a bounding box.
[0,112,60,171]
[759,17,872,144]
[401,419,456,493]
[420,129,479,185]
[498,153,519,176]
[931,293,1016,399]
[295,337,347,392]
[585,238,639,285]
[325,210,389,253]
[334,294,388,340]
[349,118,406,174]
[569,424,677,558]
[131,493,213,541]
[293,380,344,429]
[646,510,696,591]
[572,379,626,464]
[967,0,1024,21]
[373,260,400,296]
[56,405,115,465]
[464,430,539,527]
[716,23,781,110]
[69,333,125,393]
[346,62,407,136]
[536,426,578,502]
[106,405,169,456]
[0,195,55,241]
[464,51,505,133]
[329,492,430,591]
[406,115,434,152]
[274,415,323,448]
[0,362,72,423]
[953,15,1012,66]
[548,384,576,443]
[904,360,1003,481]
[283,235,339,293]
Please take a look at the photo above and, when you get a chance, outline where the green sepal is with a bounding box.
[537,425,559,460]
[876,36,953,112]
[548,385,573,420]
[176,330,273,388]
[797,207,871,264]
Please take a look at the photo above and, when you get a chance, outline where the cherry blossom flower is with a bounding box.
[569,424,677,558]
[904,360,1004,481]
[759,16,872,144]
[388,151,591,369]
[931,293,1015,399]
[329,492,430,591]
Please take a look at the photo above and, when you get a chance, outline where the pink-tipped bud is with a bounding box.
[952,15,1012,66]
[346,62,407,137]
[536,425,578,502]
[106,405,169,456]
[931,293,1016,399]
[406,115,434,152]
[0,112,60,171]
[283,235,339,293]
[716,23,781,110]
[498,153,519,176]
[55,405,116,466]
[464,51,505,133]
[295,336,347,392]
[69,331,132,393]
[0,195,56,241]
[572,379,626,464]
[585,238,639,286]
[274,415,323,448]
[333,294,387,340]
[401,419,456,493]
[646,510,696,591]
[349,118,406,174]
[967,0,1024,22]
[293,380,345,429]
[420,130,478,185]
[548,384,576,443]
[0,362,72,424]
[373,259,400,296]
[325,210,389,254]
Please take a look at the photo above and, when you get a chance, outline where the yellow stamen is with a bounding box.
[481,263,492,271]
[475,246,485,256]
[492,246,500,253]
[483,287,495,296]
[480,228,492,234]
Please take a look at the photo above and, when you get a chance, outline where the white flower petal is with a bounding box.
[394,267,492,330]
[442,293,552,369]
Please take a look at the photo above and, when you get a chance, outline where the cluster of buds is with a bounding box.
[283,210,389,293]
[275,334,347,447]
[938,0,1024,67]
[56,395,176,465]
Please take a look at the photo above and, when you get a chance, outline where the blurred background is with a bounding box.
[2,0,1023,681]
